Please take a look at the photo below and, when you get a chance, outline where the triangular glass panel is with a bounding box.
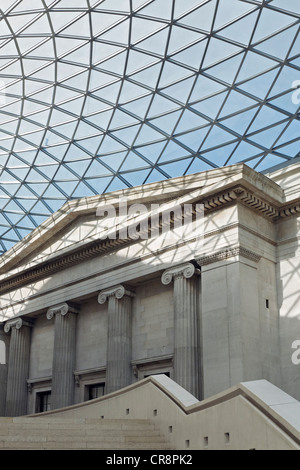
[269,65,300,98]
[248,106,288,134]
[174,0,205,20]
[147,94,180,119]
[109,109,140,129]
[219,90,257,118]
[271,0,300,15]
[237,68,279,100]
[126,50,160,75]
[120,152,149,171]
[167,25,204,56]
[159,61,193,88]
[136,28,169,55]
[202,142,238,167]
[149,110,182,136]
[255,154,288,172]
[222,108,258,136]
[106,176,130,192]
[130,63,162,89]
[131,17,165,44]
[95,0,130,13]
[91,11,125,37]
[252,7,296,43]
[171,39,208,70]
[100,51,127,75]
[84,177,113,195]
[214,0,256,31]
[73,135,102,155]
[158,158,193,178]
[93,81,122,104]
[189,75,226,103]
[247,122,287,148]
[191,91,228,120]
[227,140,261,164]
[144,168,166,184]
[111,125,141,147]
[175,127,208,152]
[136,141,166,163]
[174,109,209,134]
[237,51,278,82]
[99,18,130,45]
[202,38,242,69]
[179,0,217,32]
[98,152,127,171]
[206,53,245,85]
[98,134,128,154]
[119,81,149,104]
[162,76,195,104]
[85,109,114,130]
[200,125,237,151]
[121,169,150,186]
[60,13,91,38]
[254,26,298,61]
[138,0,173,20]
[65,43,92,67]
[218,11,259,46]
[134,124,165,146]
[275,120,300,147]
[161,137,194,159]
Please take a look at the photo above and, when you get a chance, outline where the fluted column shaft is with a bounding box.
[4,318,32,417]
[47,303,78,410]
[98,285,134,394]
[162,263,201,399]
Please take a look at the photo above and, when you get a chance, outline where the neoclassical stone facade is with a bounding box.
[0,161,300,416]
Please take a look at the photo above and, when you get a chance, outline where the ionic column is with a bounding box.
[162,263,201,399]
[4,318,33,417]
[98,285,135,394]
[47,303,79,410]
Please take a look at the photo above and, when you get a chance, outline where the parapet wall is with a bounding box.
[29,375,300,450]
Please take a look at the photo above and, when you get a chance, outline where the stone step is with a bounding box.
[0,417,171,450]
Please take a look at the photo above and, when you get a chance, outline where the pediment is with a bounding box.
[0,162,290,291]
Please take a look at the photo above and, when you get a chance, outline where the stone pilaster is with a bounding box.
[47,303,79,410]
[162,263,201,399]
[98,285,135,394]
[4,318,33,417]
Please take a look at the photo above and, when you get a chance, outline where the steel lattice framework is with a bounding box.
[0,0,299,254]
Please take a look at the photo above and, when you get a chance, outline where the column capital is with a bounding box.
[46,302,79,320]
[161,262,200,286]
[98,285,135,305]
[4,317,33,334]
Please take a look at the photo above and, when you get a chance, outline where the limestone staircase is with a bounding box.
[0,417,171,450]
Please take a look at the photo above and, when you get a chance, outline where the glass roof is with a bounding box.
[0,0,299,255]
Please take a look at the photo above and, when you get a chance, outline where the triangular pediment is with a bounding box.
[0,162,288,288]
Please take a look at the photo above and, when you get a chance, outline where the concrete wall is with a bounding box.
[31,376,300,451]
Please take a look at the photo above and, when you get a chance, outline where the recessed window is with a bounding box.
[88,383,105,400]
[36,391,51,413]
[266,299,269,309]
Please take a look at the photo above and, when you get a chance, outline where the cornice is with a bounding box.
[0,177,298,295]
[196,246,262,266]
